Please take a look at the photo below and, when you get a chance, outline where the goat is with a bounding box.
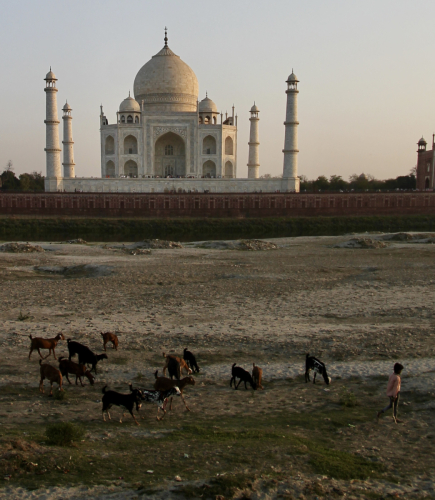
[67,340,108,374]
[183,348,200,373]
[101,331,118,351]
[39,360,63,396]
[305,354,331,385]
[29,333,65,360]
[134,383,181,421]
[101,385,143,425]
[162,352,192,378]
[154,370,196,411]
[58,357,95,386]
[230,363,257,390]
[252,363,263,389]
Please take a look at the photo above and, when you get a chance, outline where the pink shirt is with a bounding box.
[386,373,401,398]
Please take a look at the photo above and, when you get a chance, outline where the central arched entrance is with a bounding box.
[154,132,186,177]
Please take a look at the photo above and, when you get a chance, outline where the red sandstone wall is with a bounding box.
[1,192,435,218]
[416,150,434,190]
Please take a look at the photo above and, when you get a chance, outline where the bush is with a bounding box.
[339,387,358,407]
[45,422,85,446]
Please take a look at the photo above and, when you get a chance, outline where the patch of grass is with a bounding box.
[307,444,385,480]
[339,387,359,407]
[18,310,30,321]
[110,357,128,365]
[53,390,68,401]
[45,422,85,447]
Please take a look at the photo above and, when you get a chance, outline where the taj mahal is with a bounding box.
[44,30,300,193]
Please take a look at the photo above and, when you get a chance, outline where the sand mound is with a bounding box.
[0,243,44,253]
[66,238,87,244]
[34,264,113,278]
[237,239,278,251]
[335,238,388,249]
[194,239,277,250]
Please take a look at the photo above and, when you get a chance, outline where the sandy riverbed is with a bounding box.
[0,234,434,499]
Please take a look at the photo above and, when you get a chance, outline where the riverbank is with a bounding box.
[2,214,435,241]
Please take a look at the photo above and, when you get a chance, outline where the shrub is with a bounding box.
[45,422,85,446]
[339,387,358,407]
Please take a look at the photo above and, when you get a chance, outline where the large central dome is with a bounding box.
[133,37,199,114]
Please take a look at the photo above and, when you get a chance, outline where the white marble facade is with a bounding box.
[44,31,299,194]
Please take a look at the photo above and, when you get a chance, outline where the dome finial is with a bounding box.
[164,26,168,47]
[206,91,208,98]
[129,90,131,97]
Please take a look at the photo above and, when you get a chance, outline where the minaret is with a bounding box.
[44,68,62,187]
[282,70,300,191]
[62,102,75,178]
[247,103,260,179]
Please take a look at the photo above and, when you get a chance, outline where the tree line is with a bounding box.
[0,161,45,191]
[299,172,416,192]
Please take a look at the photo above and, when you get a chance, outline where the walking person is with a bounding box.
[377,363,404,423]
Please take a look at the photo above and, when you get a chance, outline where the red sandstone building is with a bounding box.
[416,136,435,190]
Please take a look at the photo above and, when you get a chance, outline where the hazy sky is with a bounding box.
[1,0,434,181]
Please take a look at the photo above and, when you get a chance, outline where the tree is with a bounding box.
[0,169,20,190]
[329,175,347,191]
[313,175,329,191]
[6,160,13,172]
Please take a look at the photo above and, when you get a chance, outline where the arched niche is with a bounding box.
[124,135,138,155]
[224,161,233,178]
[225,136,234,155]
[106,160,115,178]
[154,132,186,177]
[203,135,216,155]
[203,160,216,178]
[105,136,115,155]
[124,160,138,177]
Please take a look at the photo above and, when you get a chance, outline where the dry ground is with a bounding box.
[0,234,434,499]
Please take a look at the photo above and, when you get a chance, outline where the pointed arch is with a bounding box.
[225,136,234,155]
[124,135,138,155]
[124,160,138,177]
[154,132,186,178]
[203,160,216,178]
[203,135,216,155]
[224,161,233,178]
[106,160,115,178]
[105,136,115,155]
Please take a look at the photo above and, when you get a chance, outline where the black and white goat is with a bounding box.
[305,354,331,385]
[230,363,257,390]
[133,383,181,420]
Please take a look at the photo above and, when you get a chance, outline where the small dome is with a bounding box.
[199,95,218,113]
[287,71,298,82]
[418,136,427,145]
[63,102,71,111]
[250,103,260,113]
[119,95,140,113]
[45,69,57,81]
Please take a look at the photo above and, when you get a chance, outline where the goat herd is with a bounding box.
[28,332,331,426]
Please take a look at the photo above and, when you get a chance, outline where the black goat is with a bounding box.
[101,385,143,425]
[67,339,108,374]
[183,348,200,373]
[230,363,257,390]
[305,354,331,385]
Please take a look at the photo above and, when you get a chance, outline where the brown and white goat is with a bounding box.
[39,360,63,396]
[100,332,118,351]
[29,333,65,360]
[252,363,263,389]
[58,357,95,386]
[162,352,192,378]
[154,370,196,411]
